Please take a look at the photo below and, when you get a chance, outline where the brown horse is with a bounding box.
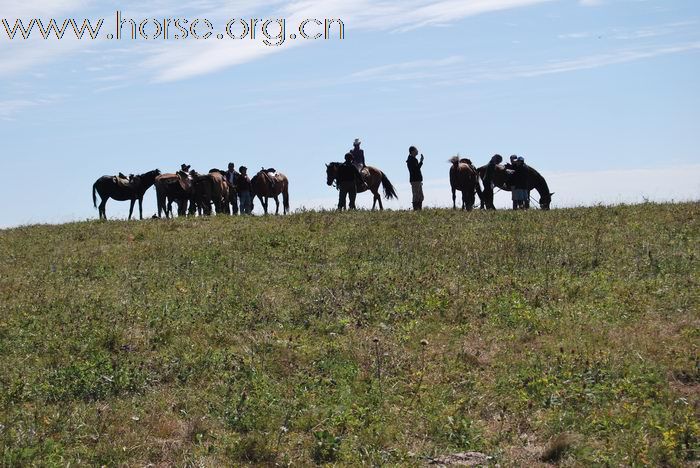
[251,169,290,215]
[155,172,195,218]
[92,169,160,220]
[325,163,398,210]
[205,170,230,215]
[476,164,554,210]
[449,157,482,210]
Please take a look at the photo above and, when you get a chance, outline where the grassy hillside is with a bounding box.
[1,203,698,466]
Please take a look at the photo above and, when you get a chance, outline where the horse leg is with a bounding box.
[377,191,384,211]
[99,197,107,220]
[452,188,457,210]
[274,196,280,215]
[128,199,135,220]
[138,197,143,220]
[466,191,475,211]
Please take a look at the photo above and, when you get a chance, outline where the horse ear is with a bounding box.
[325,163,329,168]
[550,192,555,196]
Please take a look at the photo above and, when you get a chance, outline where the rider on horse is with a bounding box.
[350,139,366,172]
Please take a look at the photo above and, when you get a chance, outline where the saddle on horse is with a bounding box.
[115,173,133,188]
[176,171,195,192]
[260,168,279,192]
[357,167,370,192]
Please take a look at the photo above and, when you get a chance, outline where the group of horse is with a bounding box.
[91,157,553,220]
[448,156,553,211]
[92,167,289,220]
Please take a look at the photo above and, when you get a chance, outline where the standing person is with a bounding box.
[482,154,502,210]
[350,138,366,171]
[406,146,424,211]
[336,153,363,211]
[511,157,529,210]
[225,162,239,215]
[237,166,253,215]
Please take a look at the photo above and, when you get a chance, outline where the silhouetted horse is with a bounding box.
[449,157,482,210]
[92,169,160,220]
[477,164,554,210]
[251,169,290,215]
[326,163,398,210]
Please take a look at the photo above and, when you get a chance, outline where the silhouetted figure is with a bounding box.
[336,153,363,210]
[482,154,502,210]
[237,166,253,215]
[406,146,424,211]
[225,162,239,215]
[511,157,530,210]
[350,138,366,171]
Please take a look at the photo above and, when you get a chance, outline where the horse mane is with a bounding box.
[448,156,460,165]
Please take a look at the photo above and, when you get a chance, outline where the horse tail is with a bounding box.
[283,187,290,214]
[381,173,398,199]
[92,182,97,208]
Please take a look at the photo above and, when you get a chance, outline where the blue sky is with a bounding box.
[1,0,699,226]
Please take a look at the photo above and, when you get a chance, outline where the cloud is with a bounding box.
[0,97,60,120]
[1,0,90,18]
[343,41,700,88]
[509,41,700,77]
[121,0,556,82]
[558,20,698,42]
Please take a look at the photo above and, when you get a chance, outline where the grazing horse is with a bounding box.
[325,163,398,210]
[155,172,196,218]
[477,164,554,210]
[251,169,290,215]
[92,169,160,220]
[449,157,482,210]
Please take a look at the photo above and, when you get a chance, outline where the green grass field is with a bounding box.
[1,203,698,466]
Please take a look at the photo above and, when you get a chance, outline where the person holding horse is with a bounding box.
[482,154,502,210]
[406,146,425,211]
[511,156,530,210]
[336,153,363,210]
[237,166,253,215]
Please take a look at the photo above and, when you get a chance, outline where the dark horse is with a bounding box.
[251,169,290,215]
[449,157,483,210]
[477,164,554,210]
[325,163,398,210]
[92,169,160,220]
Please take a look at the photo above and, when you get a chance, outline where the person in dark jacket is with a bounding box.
[482,154,502,210]
[406,146,424,211]
[337,153,363,210]
[350,138,366,171]
[237,166,253,215]
[225,162,239,215]
[511,157,529,210]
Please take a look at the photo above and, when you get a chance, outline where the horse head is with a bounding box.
[540,192,554,210]
[326,162,339,186]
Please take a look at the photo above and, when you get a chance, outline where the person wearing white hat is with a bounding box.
[350,138,366,172]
